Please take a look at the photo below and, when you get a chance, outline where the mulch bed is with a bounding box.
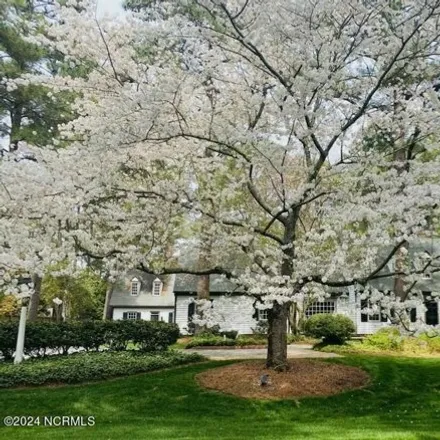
[196,360,370,400]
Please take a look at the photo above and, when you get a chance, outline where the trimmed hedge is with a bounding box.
[305,313,355,345]
[0,350,205,388]
[184,334,315,348]
[185,335,268,348]
[0,320,180,360]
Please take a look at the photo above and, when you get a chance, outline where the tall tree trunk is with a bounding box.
[266,302,290,371]
[393,95,409,304]
[102,283,114,320]
[28,274,42,321]
[288,302,305,335]
[194,237,212,335]
[266,215,295,371]
[9,105,23,151]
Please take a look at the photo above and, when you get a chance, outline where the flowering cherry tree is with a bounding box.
[2,0,440,370]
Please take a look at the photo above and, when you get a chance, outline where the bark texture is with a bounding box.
[266,302,290,371]
[27,273,42,322]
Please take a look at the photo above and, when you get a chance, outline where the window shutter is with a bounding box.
[361,299,368,322]
[168,312,174,323]
[136,312,141,320]
[380,311,388,322]
[122,312,128,320]
[188,302,195,320]
[410,308,417,323]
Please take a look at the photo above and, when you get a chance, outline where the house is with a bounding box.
[108,270,175,323]
[174,274,257,334]
[110,240,440,334]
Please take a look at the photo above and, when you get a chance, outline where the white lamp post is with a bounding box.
[14,294,30,365]
[53,297,63,322]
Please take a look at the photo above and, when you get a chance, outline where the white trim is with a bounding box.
[127,311,138,320]
[150,311,160,321]
[152,278,162,296]
[131,277,141,296]
[257,309,268,321]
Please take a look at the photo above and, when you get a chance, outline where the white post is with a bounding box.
[14,306,27,364]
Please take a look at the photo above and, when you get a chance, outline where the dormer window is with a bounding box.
[152,278,162,296]
[131,277,141,296]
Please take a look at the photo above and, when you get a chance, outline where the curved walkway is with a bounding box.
[186,344,340,360]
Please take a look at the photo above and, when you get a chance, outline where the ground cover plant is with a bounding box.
[0,355,439,439]
[0,351,204,388]
[318,328,440,357]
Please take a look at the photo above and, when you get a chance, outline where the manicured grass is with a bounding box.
[0,355,439,439]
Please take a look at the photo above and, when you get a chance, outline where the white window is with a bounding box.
[258,309,268,321]
[131,278,140,296]
[152,278,162,296]
[150,312,160,321]
[306,301,335,318]
[361,299,385,322]
[127,311,139,320]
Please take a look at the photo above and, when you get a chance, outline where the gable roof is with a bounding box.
[173,274,243,293]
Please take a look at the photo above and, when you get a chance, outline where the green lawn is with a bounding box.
[0,355,439,439]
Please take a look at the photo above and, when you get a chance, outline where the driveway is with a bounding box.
[186,344,341,360]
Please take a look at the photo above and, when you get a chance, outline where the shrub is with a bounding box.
[419,334,440,353]
[0,320,180,361]
[185,334,268,348]
[363,328,403,351]
[251,320,269,335]
[0,351,204,388]
[131,321,179,352]
[286,334,319,344]
[220,330,238,340]
[235,336,266,346]
[186,335,236,348]
[305,314,355,345]
[0,321,18,361]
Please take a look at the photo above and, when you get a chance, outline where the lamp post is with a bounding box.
[14,295,30,365]
[53,297,63,323]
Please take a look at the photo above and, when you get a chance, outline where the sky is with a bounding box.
[96,0,124,17]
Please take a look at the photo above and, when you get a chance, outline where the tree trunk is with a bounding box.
[266,302,290,371]
[393,242,409,301]
[9,105,23,151]
[28,274,42,322]
[288,303,301,335]
[102,283,114,320]
[266,211,296,371]
[194,271,210,335]
[194,223,212,335]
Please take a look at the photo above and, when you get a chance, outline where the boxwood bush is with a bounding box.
[305,313,355,345]
[0,320,180,360]
[0,351,204,388]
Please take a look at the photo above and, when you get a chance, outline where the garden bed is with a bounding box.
[197,359,370,400]
[316,329,440,358]
[0,350,205,388]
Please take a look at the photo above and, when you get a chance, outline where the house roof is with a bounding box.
[173,274,243,293]
[112,269,167,291]
[109,270,175,307]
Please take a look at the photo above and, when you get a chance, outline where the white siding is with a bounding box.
[112,307,174,322]
[175,295,191,334]
[175,294,258,335]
